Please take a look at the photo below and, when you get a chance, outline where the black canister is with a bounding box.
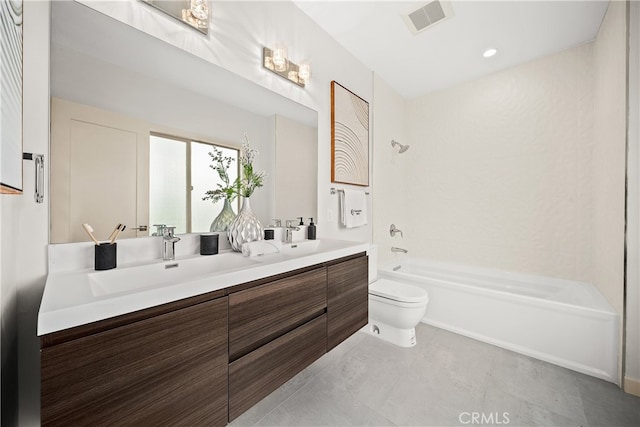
[95,243,117,270]
[264,229,275,240]
[200,233,219,255]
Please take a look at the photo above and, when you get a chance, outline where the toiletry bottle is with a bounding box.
[296,217,307,241]
[308,217,316,240]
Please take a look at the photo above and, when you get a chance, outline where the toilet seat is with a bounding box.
[369,279,428,304]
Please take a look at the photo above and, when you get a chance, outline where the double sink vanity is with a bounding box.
[38,238,369,426]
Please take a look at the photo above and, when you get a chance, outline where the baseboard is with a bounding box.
[624,376,640,396]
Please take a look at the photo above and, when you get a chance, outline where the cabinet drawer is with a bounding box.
[327,255,369,350]
[41,297,229,427]
[228,314,327,420]
[229,267,327,360]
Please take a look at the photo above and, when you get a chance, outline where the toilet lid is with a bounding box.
[370,279,428,303]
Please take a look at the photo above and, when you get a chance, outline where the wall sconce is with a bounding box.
[263,46,310,88]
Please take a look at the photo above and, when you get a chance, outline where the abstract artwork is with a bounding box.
[0,0,23,194]
[331,81,369,187]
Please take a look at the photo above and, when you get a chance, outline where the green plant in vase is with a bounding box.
[233,135,267,198]
[227,134,267,251]
[203,147,237,232]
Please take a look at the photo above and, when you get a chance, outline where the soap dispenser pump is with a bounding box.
[308,217,316,240]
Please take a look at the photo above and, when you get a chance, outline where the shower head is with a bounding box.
[391,140,409,153]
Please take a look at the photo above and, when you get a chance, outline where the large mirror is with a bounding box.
[50,1,318,243]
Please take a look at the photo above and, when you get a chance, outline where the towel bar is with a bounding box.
[330,187,370,195]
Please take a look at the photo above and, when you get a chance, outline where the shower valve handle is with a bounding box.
[390,224,403,238]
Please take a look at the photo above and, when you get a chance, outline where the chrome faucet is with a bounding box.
[391,247,408,254]
[284,226,300,243]
[162,226,181,260]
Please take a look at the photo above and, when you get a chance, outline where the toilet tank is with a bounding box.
[368,244,378,283]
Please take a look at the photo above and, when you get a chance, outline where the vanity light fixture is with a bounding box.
[263,46,310,88]
[298,63,311,84]
[483,48,498,58]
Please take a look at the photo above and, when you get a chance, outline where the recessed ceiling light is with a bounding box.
[483,48,498,58]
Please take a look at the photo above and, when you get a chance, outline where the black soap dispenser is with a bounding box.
[307,217,316,240]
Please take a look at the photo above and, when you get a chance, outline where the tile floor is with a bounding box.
[230,324,640,427]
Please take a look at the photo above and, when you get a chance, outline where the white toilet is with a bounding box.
[367,245,429,347]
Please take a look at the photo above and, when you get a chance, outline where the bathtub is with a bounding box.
[379,258,619,383]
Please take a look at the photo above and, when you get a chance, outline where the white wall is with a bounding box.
[372,75,409,266]
[78,0,374,243]
[593,0,627,320]
[274,115,318,222]
[0,1,50,425]
[403,43,594,281]
[593,0,628,384]
[625,0,640,395]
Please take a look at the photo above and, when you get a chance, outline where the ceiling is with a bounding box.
[295,0,609,99]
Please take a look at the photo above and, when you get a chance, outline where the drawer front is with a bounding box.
[41,297,229,427]
[327,255,369,350]
[228,314,327,420]
[229,267,327,360]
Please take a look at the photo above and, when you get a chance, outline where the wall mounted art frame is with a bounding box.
[0,0,23,194]
[331,81,369,187]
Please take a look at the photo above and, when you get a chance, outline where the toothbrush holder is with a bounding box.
[95,242,117,270]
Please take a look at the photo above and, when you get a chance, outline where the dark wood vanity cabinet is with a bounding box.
[40,297,229,427]
[327,255,369,350]
[41,252,368,426]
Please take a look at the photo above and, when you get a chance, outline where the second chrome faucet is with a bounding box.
[391,247,408,254]
[390,224,407,254]
[162,226,180,260]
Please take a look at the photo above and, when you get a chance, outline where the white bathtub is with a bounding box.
[379,258,619,383]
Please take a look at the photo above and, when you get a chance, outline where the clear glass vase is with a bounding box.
[210,198,236,232]
[227,197,263,252]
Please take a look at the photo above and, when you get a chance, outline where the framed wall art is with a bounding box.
[331,81,369,187]
[1,0,23,194]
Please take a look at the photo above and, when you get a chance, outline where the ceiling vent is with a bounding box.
[403,1,454,35]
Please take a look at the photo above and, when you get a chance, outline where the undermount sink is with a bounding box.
[89,252,261,297]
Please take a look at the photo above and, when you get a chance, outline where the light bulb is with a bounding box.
[298,63,310,83]
[272,48,288,72]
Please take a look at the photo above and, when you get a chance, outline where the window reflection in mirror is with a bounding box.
[149,134,239,235]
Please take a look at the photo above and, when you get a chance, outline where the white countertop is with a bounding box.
[38,239,369,336]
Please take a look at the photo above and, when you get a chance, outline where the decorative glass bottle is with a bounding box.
[227,197,263,251]
[210,198,236,232]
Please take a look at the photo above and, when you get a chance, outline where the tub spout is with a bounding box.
[391,247,408,253]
